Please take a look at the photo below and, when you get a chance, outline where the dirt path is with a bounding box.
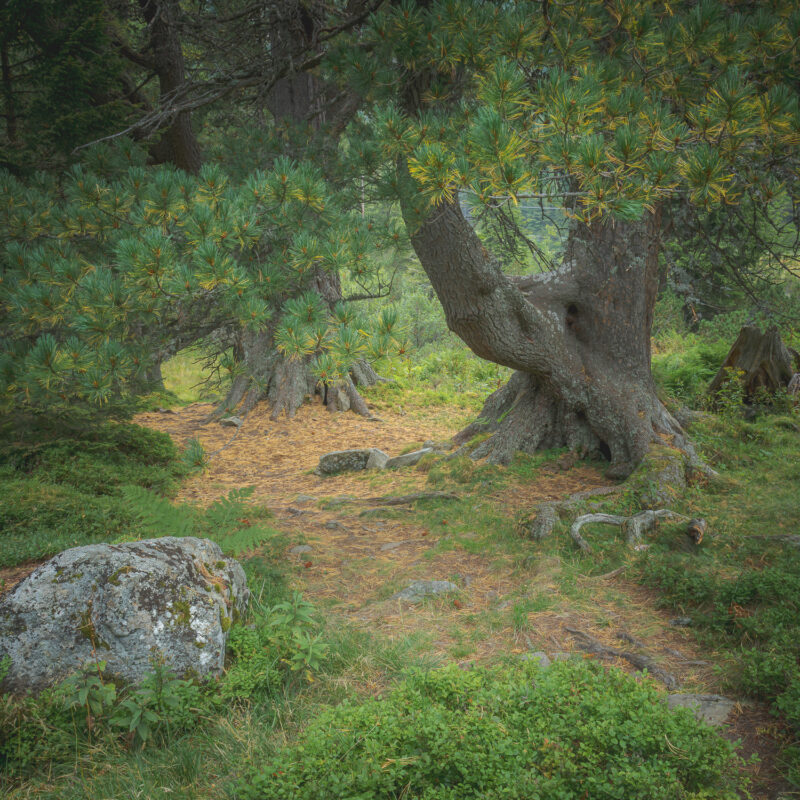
[137,400,791,799]
[141,402,714,681]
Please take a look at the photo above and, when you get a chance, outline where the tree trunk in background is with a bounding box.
[707,325,800,403]
[138,0,201,174]
[215,6,373,420]
[401,180,695,478]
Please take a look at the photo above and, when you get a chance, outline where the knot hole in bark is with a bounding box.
[565,303,581,337]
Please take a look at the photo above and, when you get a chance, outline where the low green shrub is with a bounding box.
[237,660,744,800]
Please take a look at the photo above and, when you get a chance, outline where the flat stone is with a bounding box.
[290,545,313,555]
[385,448,434,469]
[380,541,407,551]
[315,449,387,476]
[391,580,459,603]
[670,617,693,627]
[294,494,317,505]
[366,449,390,469]
[0,538,248,692]
[219,416,243,428]
[667,694,736,727]
[521,651,551,667]
[324,520,344,530]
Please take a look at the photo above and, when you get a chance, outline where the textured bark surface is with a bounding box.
[402,183,693,478]
[217,268,378,420]
[707,325,800,402]
[139,0,202,173]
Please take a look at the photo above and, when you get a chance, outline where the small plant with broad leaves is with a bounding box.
[109,663,203,748]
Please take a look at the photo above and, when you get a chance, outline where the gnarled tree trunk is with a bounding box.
[211,3,374,421]
[216,268,378,420]
[402,190,694,479]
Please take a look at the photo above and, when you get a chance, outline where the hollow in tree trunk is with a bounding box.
[401,185,696,479]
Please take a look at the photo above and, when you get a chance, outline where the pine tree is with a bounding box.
[0,142,403,422]
[324,0,800,477]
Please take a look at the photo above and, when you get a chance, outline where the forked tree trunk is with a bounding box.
[707,325,800,403]
[402,187,695,479]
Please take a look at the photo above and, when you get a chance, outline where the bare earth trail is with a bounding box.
[139,400,787,798]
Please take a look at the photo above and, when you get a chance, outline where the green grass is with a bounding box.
[0,423,192,570]
[161,347,231,405]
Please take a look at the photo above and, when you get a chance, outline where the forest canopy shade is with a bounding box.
[1,0,798,478]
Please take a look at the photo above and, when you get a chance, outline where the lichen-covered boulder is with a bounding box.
[315,448,387,475]
[0,537,248,692]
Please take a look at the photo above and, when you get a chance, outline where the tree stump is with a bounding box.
[707,325,800,404]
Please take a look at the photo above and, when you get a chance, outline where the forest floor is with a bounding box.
[134,396,792,800]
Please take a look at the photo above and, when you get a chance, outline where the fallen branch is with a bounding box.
[570,509,689,552]
[361,491,459,506]
[565,628,677,689]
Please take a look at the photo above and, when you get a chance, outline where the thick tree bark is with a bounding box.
[401,182,692,478]
[138,0,202,174]
[216,268,378,419]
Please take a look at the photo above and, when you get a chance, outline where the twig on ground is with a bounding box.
[361,491,459,506]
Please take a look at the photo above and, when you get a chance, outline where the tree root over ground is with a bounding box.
[569,509,689,552]
[565,627,678,689]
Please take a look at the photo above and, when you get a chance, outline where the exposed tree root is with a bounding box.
[565,627,678,689]
[361,491,459,506]
[569,509,689,552]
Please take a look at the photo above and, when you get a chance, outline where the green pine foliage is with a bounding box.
[330,0,799,240]
[0,143,401,418]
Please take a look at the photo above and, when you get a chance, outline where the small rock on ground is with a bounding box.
[521,651,551,667]
[366,449,390,469]
[294,494,317,505]
[385,448,433,469]
[670,617,693,627]
[220,416,243,428]
[392,580,459,603]
[290,545,313,554]
[667,694,736,727]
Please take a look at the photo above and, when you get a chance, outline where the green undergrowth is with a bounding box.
[0,423,194,569]
[633,412,800,781]
[237,660,744,800]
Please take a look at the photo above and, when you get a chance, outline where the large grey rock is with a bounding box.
[385,448,433,469]
[667,694,736,726]
[0,537,248,692]
[391,580,459,603]
[366,449,390,469]
[315,449,386,475]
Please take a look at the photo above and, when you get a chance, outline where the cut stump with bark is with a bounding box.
[708,325,800,404]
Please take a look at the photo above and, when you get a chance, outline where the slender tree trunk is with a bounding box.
[1,43,17,144]
[401,175,693,478]
[138,0,201,174]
